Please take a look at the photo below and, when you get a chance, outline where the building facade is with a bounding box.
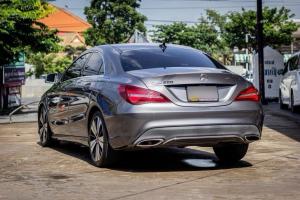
[38,5,91,47]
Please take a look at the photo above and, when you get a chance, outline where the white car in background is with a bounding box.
[279,53,300,113]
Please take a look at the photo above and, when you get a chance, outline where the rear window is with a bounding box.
[120,47,225,71]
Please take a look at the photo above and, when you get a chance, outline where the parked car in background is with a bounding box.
[38,43,264,167]
[279,53,300,112]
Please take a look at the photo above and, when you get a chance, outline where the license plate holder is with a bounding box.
[187,86,218,102]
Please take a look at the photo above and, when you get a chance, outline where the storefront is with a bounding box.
[0,54,25,111]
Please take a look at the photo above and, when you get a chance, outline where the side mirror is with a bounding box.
[45,73,57,83]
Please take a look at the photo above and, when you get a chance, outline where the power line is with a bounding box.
[145,0,299,1]
[66,3,300,12]
[65,1,300,10]
[144,0,255,1]
[139,6,256,10]
[139,3,300,10]
[147,19,198,23]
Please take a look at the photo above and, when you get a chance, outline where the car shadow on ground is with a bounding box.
[264,106,300,143]
[46,141,252,172]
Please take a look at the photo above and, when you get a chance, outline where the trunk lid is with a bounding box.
[127,67,245,107]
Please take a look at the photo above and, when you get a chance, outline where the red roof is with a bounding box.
[39,6,91,33]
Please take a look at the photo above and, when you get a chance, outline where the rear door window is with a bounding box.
[62,53,90,81]
[82,52,104,76]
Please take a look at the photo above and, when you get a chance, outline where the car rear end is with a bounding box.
[108,44,264,149]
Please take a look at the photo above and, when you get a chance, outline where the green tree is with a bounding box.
[205,9,227,34]
[0,0,60,66]
[151,21,223,55]
[64,45,87,58]
[27,52,72,77]
[84,0,147,45]
[201,10,233,64]
[224,7,299,51]
[26,45,85,77]
[151,22,189,44]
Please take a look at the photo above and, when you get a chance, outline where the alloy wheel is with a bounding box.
[89,116,104,162]
[39,107,48,144]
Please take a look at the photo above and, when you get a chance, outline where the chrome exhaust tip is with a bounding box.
[136,139,164,148]
[244,135,260,143]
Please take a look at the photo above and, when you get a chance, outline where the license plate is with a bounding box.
[187,86,218,102]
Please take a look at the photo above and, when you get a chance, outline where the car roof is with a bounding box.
[99,43,197,54]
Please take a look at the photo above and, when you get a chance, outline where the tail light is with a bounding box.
[118,84,170,105]
[235,85,260,102]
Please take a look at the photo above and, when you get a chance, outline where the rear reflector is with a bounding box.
[235,85,260,102]
[118,84,170,105]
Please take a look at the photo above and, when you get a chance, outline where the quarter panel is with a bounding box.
[91,74,149,147]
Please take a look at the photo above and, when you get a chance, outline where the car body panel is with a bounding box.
[280,53,300,106]
[39,43,264,150]
[127,67,247,107]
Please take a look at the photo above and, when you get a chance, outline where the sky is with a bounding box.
[49,0,300,31]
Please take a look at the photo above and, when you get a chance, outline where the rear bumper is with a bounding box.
[134,125,260,148]
[105,101,264,149]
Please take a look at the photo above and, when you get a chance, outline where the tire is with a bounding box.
[279,90,287,109]
[213,143,248,163]
[88,111,118,167]
[290,91,298,113]
[38,106,53,147]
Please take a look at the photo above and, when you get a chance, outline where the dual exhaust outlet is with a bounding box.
[136,139,164,148]
[244,135,260,143]
[136,134,260,148]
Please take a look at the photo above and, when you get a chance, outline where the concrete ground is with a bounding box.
[0,104,300,200]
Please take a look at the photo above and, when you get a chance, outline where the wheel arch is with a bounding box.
[37,102,46,121]
[38,95,48,116]
[86,103,108,134]
[38,103,44,114]
[87,105,103,125]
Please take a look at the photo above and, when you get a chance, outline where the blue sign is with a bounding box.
[3,67,25,85]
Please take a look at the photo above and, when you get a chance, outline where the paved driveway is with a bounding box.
[0,105,300,200]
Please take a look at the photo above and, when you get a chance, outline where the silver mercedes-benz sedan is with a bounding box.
[38,43,264,167]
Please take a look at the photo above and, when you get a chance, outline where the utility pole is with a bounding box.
[245,33,255,73]
[257,0,266,104]
[245,34,250,72]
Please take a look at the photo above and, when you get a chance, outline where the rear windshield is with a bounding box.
[120,47,225,71]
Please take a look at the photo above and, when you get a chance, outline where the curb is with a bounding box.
[0,120,37,125]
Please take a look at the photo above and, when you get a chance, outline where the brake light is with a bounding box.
[118,84,170,105]
[235,85,260,102]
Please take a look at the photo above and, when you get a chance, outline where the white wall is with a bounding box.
[21,79,52,99]
[252,46,285,99]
